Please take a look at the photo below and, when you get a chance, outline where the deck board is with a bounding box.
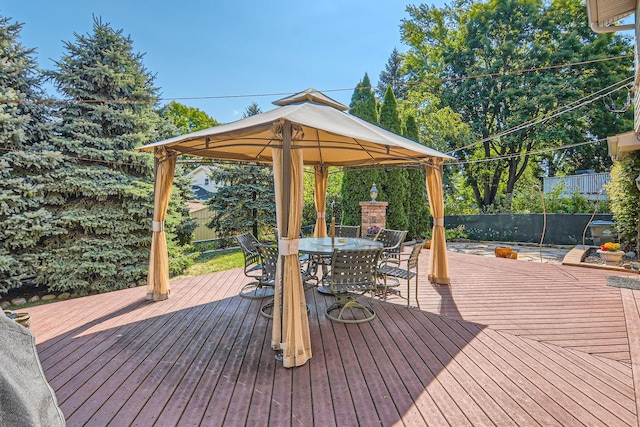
[23,250,640,426]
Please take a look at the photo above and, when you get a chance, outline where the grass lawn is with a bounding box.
[176,248,244,278]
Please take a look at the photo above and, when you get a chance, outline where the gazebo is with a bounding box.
[137,88,455,367]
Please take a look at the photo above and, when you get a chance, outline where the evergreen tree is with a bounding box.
[378,85,409,232]
[349,73,378,123]
[376,48,408,101]
[0,16,63,292]
[206,103,276,238]
[243,102,262,118]
[404,114,430,239]
[341,74,380,226]
[206,163,276,238]
[39,18,190,294]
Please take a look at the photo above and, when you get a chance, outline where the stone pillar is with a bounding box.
[359,201,388,237]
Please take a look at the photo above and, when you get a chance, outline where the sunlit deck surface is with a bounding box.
[28,249,640,426]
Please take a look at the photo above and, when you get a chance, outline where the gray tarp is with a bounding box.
[0,314,65,426]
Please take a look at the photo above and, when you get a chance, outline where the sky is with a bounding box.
[3,0,447,124]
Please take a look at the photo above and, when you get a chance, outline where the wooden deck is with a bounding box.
[26,250,640,426]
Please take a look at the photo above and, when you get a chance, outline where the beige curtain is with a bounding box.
[425,160,450,285]
[313,164,328,237]
[271,126,312,367]
[147,146,178,301]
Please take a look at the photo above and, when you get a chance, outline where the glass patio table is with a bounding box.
[298,237,383,294]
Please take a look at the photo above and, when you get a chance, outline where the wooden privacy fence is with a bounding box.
[188,201,217,242]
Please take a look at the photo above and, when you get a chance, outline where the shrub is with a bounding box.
[445,225,468,240]
[606,152,640,249]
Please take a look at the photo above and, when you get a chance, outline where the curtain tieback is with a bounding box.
[152,221,165,232]
[279,238,300,256]
[433,218,444,227]
[317,212,326,219]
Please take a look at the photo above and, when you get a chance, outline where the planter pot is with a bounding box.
[596,250,625,266]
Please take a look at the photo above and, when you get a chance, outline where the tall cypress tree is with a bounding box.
[0,16,62,292]
[404,114,429,239]
[39,18,188,294]
[349,73,378,123]
[341,74,381,226]
[378,85,409,232]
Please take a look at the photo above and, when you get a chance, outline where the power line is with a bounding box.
[0,54,632,105]
[424,54,632,84]
[447,76,634,154]
[0,146,152,169]
[449,139,604,166]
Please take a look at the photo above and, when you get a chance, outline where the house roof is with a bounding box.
[187,200,207,213]
[186,165,214,177]
[606,131,640,160]
[587,0,635,32]
[191,185,214,201]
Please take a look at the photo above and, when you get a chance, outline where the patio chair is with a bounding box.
[325,247,382,324]
[310,225,362,281]
[297,233,320,288]
[335,225,361,238]
[377,244,422,307]
[258,243,312,319]
[300,224,315,237]
[235,232,274,300]
[373,228,408,266]
[255,243,279,318]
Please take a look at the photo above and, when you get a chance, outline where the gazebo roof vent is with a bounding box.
[272,88,349,111]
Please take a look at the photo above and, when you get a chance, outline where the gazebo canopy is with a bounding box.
[137,88,455,368]
[139,88,454,166]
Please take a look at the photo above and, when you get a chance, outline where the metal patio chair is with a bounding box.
[325,247,382,324]
[258,243,311,319]
[255,243,279,318]
[335,225,361,238]
[235,232,274,300]
[373,228,408,266]
[377,243,423,307]
[310,225,362,282]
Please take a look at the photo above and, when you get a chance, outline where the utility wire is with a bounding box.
[447,76,634,154]
[2,72,626,171]
[0,54,632,105]
[450,139,603,166]
[1,57,631,169]
[0,145,152,169]
[1,137,604,171]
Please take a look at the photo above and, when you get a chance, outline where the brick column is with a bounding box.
[359,201,388,237]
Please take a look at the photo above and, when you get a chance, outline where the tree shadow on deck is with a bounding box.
[29,265,635,426]
[29,270,486,426]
